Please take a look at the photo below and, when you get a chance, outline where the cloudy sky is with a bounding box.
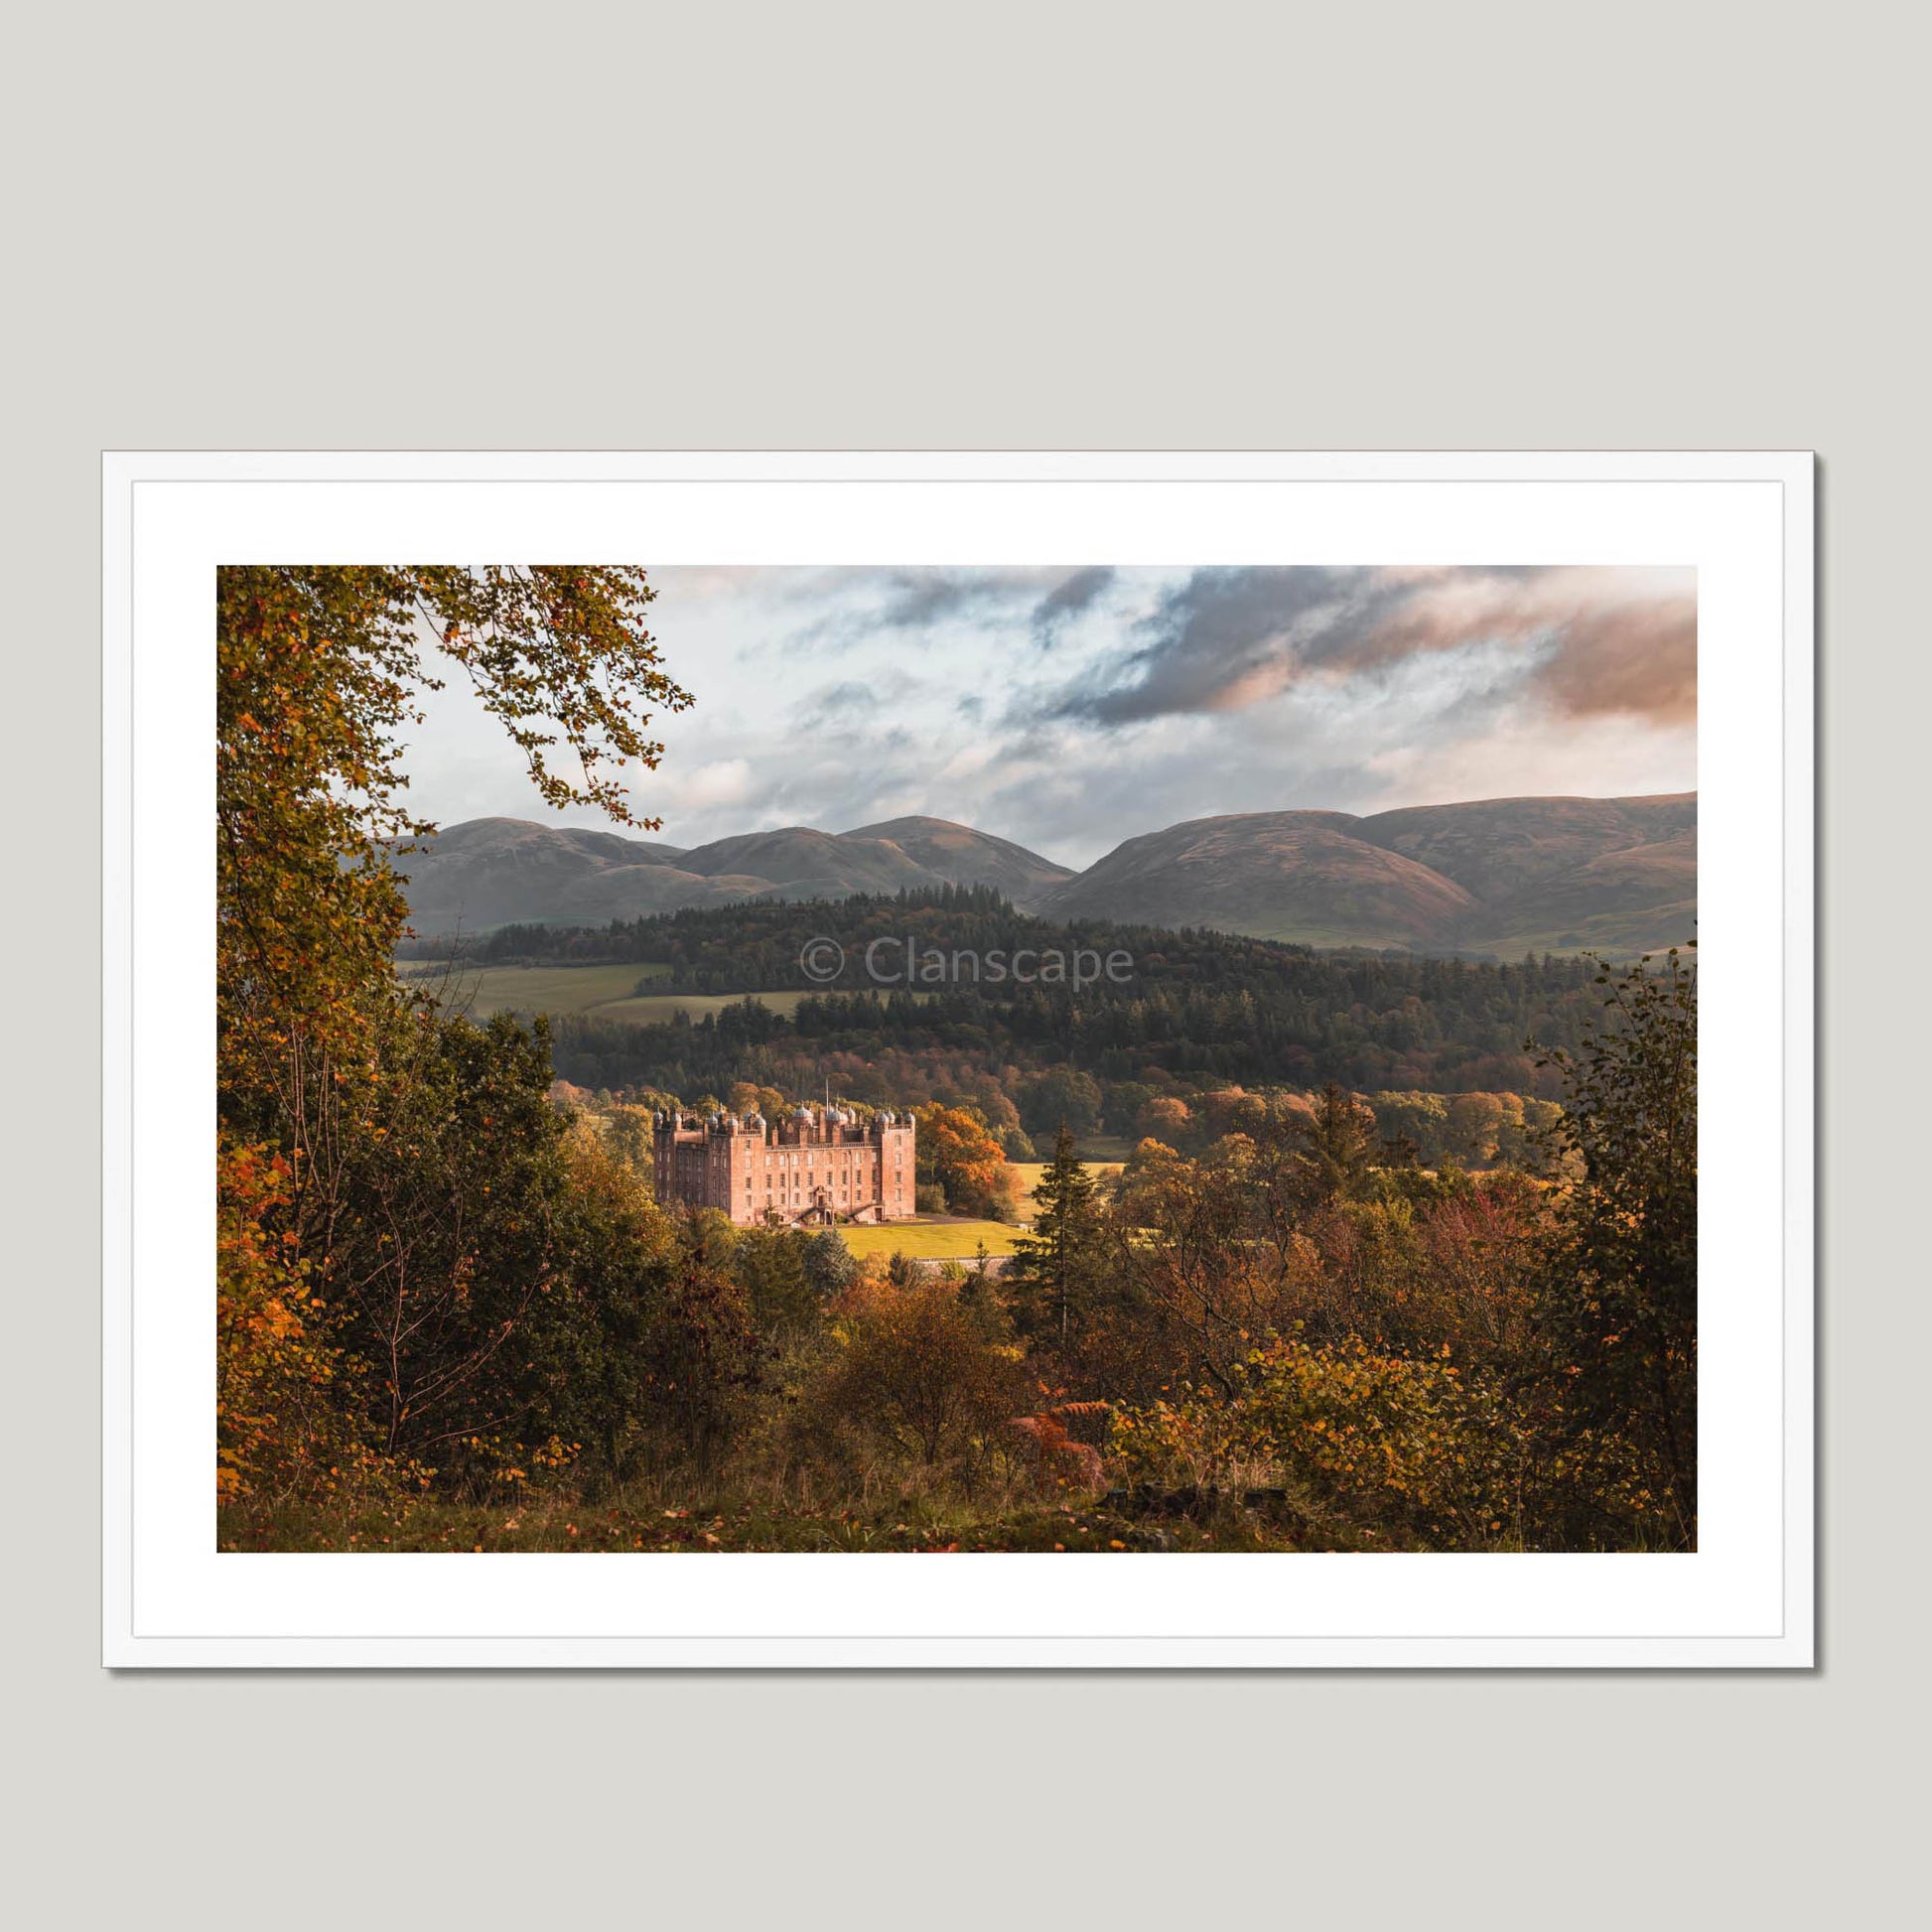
[403,565,1697,870]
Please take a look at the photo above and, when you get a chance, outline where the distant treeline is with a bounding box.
[421,890,1613,1106]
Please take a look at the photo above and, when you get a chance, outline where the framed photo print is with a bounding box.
[103,450,1814,1666]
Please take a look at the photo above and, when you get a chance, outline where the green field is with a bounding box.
[396,963,808,1026]
[840,1217,1023,1260]
[817,1157,1133,1261]
[1009,1156,1124,1213]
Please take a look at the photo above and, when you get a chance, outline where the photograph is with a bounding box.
[215,559,1701,1559]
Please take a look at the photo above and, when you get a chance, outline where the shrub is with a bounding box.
[806,1277,1031,1470]
[1111,1337,1527,1548]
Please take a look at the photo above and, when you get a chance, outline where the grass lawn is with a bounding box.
[840,1217,1023,1259]
[1008,1156,1125,1212]
[840,1156,1127,1260]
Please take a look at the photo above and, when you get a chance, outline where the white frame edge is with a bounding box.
[99,451,1817,1670]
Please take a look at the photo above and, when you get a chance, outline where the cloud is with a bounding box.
[1342,566,1697,723]
[663,758,754,809]
[782,566,1116,652]
[811,567,1063,637]
[798,680,884,730]
[1030,566,1115,644]
[1043,568,1396,723]
[872,570,1015,628]
[1528,597,1697,724]
[404,564,1698,872]
[1041,565,1697,728]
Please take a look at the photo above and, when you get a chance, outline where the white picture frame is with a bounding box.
[102,450,1814,1668]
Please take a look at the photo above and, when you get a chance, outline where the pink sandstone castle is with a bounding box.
[652,1103,916,1228]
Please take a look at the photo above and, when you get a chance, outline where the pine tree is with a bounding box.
[1008,1124,1102,1345]
[1292,1081,1380,1205]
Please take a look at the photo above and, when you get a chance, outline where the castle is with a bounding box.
[651,1103,916,1228]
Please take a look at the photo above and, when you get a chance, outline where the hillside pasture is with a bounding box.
[398,962,807,1027]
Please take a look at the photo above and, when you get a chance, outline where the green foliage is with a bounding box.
[1006,1125,1108,1348]
[804,1276,1031,1469]
[633,1251,764,1475]
[218,567,688,1103]
[733,1225,826,1334]
[1020,1067,1104,1137]
[802,1228,859,1300]
[217,565,698,1505]
[1530,946,1699,1543]
[460,891,1609,1103]
[1286,1082,1382,1208]
[1112,1337,1528,1549]
[914,1103,1021,1220]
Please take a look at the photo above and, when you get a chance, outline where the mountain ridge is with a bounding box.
[395,793,1697,957]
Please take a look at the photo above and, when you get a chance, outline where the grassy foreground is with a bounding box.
[220,1487,1321,1553]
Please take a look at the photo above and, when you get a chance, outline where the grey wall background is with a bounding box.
[4,2,1919,1923]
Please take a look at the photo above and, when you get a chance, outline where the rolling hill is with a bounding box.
[1040,794,1696,956]
[1352,793,1697,904]
[397,814,1074,934]
[1041,794,1695,956]
[392,817,760,932]
[397,794,1697,957]
[842,815,1075,907]
[1035,812,1479,949]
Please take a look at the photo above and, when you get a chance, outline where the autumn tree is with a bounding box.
[216,1135,376,1503]
[815,1277,1029,1467]
[218,566,689,1098]
[1531,947,1699,1546]
[1110,1136,1285,1390]
[215,567,693,1505]
[914,1103,1021,1220]
[1137,1094,1193,1147]
[1446,1092,1506,1166]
